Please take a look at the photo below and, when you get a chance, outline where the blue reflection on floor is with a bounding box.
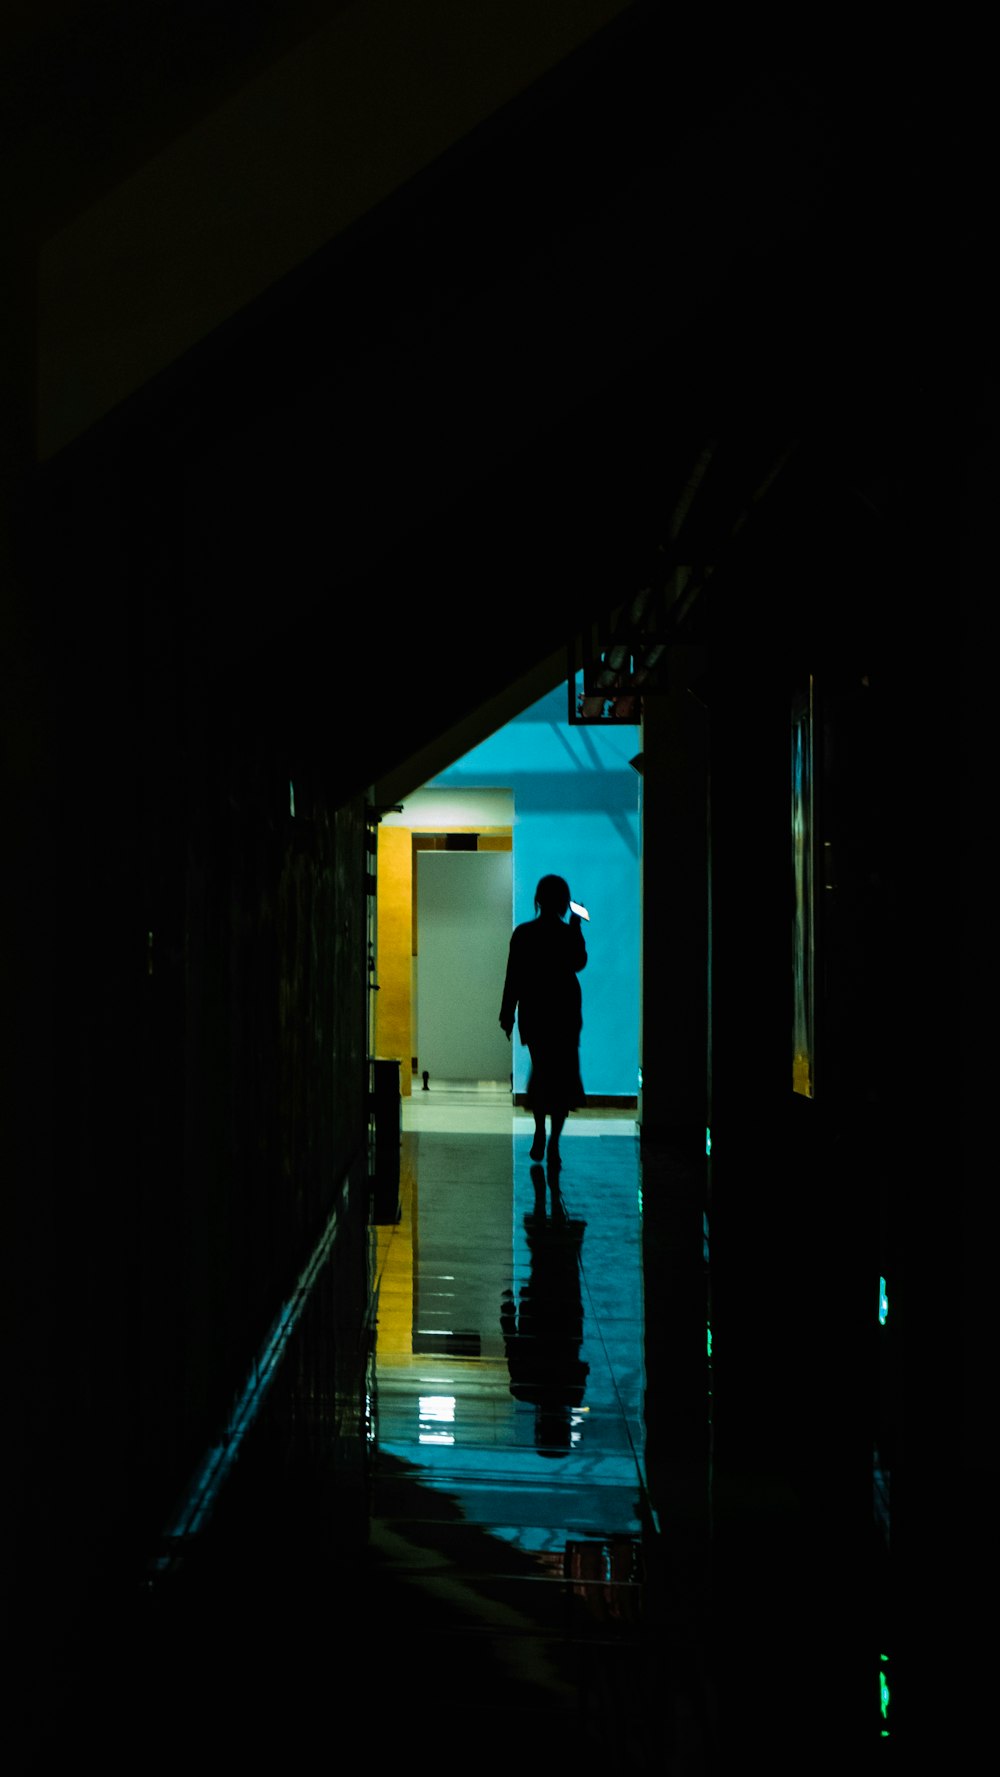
[366,1087,663,1760]
[375,1118,647,1558]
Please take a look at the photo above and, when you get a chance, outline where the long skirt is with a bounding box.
[526,1040,584,1115]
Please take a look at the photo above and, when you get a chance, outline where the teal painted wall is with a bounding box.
[428,684,641,1099]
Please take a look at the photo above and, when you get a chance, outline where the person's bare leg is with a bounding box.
[547,1110,566,1168]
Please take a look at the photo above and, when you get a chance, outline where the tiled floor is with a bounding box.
[361,1086,891,1772]
[27,1082,894,1775]
[364,1082,689,1768]
[25,1082,686,1774]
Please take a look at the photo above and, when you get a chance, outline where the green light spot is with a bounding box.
[880,1673,890,1718]
[879,1277,888,1324]
[705,1126,712,1156]
[706,1323,712,1358]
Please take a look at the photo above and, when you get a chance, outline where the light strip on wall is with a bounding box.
[152,1177,350,1571]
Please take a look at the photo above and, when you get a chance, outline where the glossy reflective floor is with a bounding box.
[364,1086,890,1772]
[28,1083,889,1774]
[367,1083,670,1766]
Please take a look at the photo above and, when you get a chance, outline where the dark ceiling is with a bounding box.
[8,4,990,803]
[3,3,349,231]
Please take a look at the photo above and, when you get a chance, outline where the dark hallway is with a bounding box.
[25,1095,716,1772]
[15,1085,891,1772]
[2,5,987,1771]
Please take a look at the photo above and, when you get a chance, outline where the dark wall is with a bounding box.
[3,6,988,1753]
[8,429,371,1715]
[695,390,980,1753]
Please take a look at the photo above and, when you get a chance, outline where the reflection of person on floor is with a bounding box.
[501,1165,589,1456]
[499,873,587,1167]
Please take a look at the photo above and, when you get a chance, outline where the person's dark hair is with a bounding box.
[534,875,571,917]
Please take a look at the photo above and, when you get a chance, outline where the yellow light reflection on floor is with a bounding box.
[374,1149,416,1359]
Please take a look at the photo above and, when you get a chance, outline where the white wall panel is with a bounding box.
[417,851,513,1083]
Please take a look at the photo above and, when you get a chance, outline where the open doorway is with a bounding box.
[373,787,514,1095]
[374,684,641,1107]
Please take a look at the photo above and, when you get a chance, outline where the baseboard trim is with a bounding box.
[513,1094,638,1110]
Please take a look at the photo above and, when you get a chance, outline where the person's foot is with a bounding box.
[530,1133,545,1161]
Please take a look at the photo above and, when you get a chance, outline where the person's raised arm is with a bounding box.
[499,933,518,1037]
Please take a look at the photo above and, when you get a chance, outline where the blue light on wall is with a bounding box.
[429,684,640,1099]
[879,1277,888,1325]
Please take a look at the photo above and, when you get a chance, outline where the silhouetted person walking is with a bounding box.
[499,874,587,1166]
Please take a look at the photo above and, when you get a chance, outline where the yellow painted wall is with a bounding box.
[375,826,413,1094]
[380,827,513,1093]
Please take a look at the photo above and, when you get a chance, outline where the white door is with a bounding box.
[416,851,513,1083]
